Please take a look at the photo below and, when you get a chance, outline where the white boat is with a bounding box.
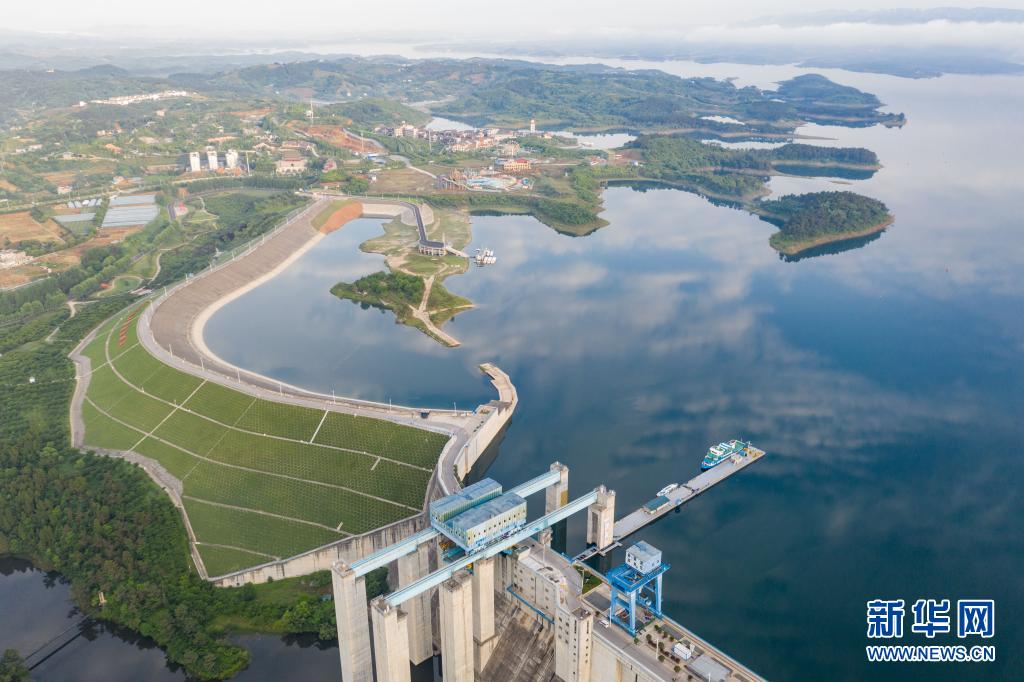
[657,483,678,497]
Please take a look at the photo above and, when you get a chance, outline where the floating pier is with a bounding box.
[576,445,766,562]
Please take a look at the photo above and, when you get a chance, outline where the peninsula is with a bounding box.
[324,199,473,346]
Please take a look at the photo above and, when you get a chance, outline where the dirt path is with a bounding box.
[181,496,343,534]
[410,275,461,347]
[194,542,279,561]
[45,300,91,343]
[316,200,364,234]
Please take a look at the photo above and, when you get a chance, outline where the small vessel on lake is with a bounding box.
[701,439,748,470]
[474,248,497,266]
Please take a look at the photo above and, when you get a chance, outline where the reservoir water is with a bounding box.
[4,62,1021,680]
[205,66,1024,681]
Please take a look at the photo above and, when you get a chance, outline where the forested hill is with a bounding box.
[430,65,905,130]
[617,135,882,204]
[756,191,893,253]
[0,57,905,133]
[627,135,879,174]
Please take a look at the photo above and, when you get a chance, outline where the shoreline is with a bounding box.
[145,196,458,416]
[769,215,894,256]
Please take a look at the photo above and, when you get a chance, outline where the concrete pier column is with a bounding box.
[472,556,497,673]
[370,597,412,682]
[586,486,616,549]
[545,462,569,514]
[331,561,373,682]
[496,550,514,597]
[439,570,475,682]
[555,606,594,682]
[398,541,434,664]
[538,527,554,548]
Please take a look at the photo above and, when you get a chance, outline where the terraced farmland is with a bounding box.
[79,304,449,576]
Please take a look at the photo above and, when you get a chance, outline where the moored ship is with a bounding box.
[702,439,748,470]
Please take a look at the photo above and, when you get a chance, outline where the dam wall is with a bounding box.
[211,515,426,587]
[433,363,518,498]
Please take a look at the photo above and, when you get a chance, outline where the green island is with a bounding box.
[332,270,425,315]
[754,191,894,255]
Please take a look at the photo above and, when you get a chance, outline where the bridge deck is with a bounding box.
[350,467,561,576]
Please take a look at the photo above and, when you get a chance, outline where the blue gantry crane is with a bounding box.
[607,541,669,635]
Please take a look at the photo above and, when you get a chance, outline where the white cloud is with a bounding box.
[684,20,1024,57]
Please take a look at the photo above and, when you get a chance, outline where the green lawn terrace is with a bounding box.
[79,304,449,576]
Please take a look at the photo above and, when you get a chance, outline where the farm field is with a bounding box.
[370,167,437,194]
[0,210,66,245]
[0,262,48,288]
[41,227,141,269]
[79,304,449,575]
[0,218,137,288]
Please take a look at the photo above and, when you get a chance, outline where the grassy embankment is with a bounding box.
[311,198,362,232]
[80,305,448,575]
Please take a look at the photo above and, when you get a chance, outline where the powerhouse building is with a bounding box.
[430,478,527,551]
[447,492,526,551]
[430,478,502,525]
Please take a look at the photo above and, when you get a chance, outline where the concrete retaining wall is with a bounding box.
[212,515,425,587]
[437,363,518,496]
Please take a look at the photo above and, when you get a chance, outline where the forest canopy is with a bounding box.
[757,191,892,254]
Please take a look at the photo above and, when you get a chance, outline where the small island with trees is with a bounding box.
[331,270,471,346]
[753,191,894,255]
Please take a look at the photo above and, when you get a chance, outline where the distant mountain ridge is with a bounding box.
[752,7,1024,26]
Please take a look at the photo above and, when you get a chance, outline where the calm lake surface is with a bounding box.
[4,60,1021,681]
[207,65,1024,681]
